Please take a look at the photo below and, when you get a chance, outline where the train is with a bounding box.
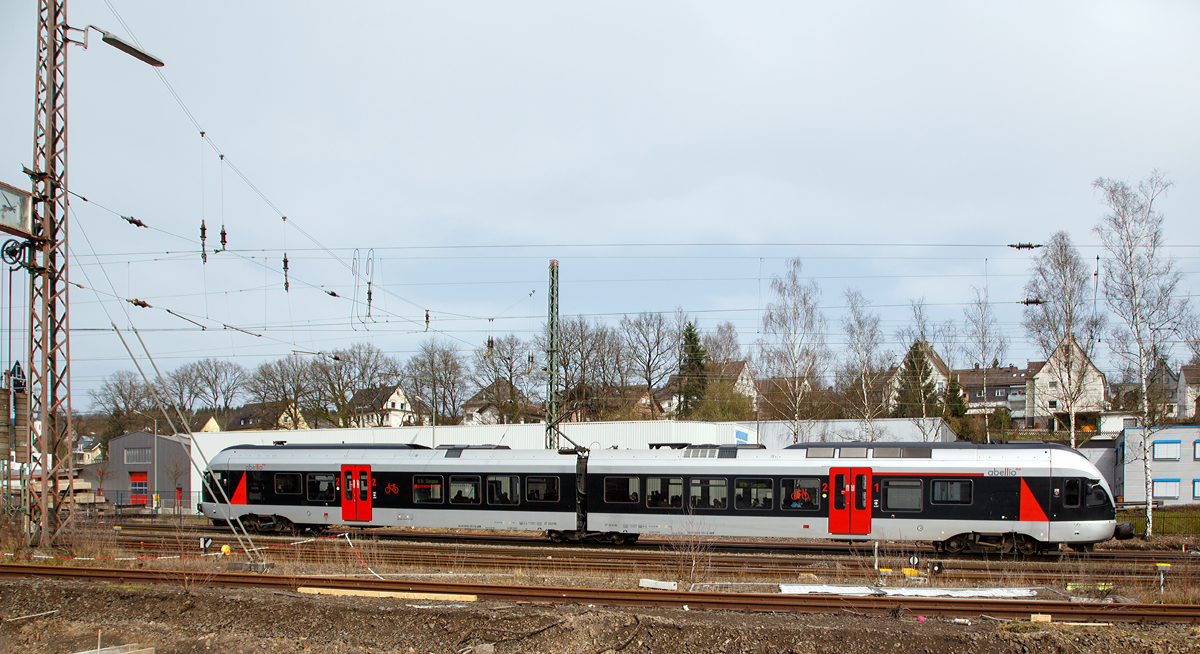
[197,440,1135,553]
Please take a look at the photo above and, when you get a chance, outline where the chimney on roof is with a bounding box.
[974,363,980,370]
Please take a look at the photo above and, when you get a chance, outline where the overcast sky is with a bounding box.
[1,2,1197,405]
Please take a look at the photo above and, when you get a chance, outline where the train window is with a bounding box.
[782,478,820,510]
[1086,481,1109,508]
[901,448,932,458]
[413,476,443,503]
[689,478,728,509]
[806,447,835,458]
[449,476,481,504]
[646,477,682,508]
[202,472,222,503]
[1063,478,1081,507]
[931,480,972,504]
[832,474,846,511]
[247,472,265,502]
[359,471,370,501]
[343,470,354,502]
[734,478,773,510]
[604,477,639,503]
[840,447,867,458]
[882,479,922,511]
[306,473,337,503]
[487,475,520,505]
[855,474,868,510]
[873,448,901,458]
[526,477,559,502]
[275,473,302,495]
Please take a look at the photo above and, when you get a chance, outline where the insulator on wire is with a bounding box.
[282,253,290,292]
[200,220,208,264]
[487,336,495,356]
[366,283,373,318]
[425,309,430,331]
[219,224,227,252]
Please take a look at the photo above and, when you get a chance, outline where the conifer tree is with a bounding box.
[677,322,708,418]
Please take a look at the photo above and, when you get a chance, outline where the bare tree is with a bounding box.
[703,321,742,366]
[1022,231,1106,447]
[246,354,317,430]
[472,333,542,424]
[192,358,248,414]
[836,290,892,439]
[402,337,470,426]
[311,341,402,427]
[962,286,1008,443]
[755,258,831,442]
[620,311,682,418]
[158,362,205,416]
[1094,170,1190,538]
[89,370,154,444]
[1182,314,1200,365]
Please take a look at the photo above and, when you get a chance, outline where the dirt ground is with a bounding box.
[3,578,1200,654]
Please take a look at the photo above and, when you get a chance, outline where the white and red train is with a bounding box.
[198,440,1133,553]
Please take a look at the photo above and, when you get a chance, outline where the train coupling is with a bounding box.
[1114,521,1135,540]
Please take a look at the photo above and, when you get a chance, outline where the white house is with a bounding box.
[348,385,419,428]
[1177,365,1200,421]
[1025,336,1107,433]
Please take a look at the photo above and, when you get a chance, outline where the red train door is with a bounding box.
[340,464,373,522]
[828,467,872,535]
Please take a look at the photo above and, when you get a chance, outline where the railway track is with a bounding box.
[1,562,1196,623]
[89,527,1200,587]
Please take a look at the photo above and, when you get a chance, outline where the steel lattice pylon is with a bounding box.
[26,0,75,546]
[545,260,559,450]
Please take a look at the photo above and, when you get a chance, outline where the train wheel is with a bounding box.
[608,532,627,545]
[943,535,967,554]
[275,517,296,535]
[548,531,565,543]
[1016,535,1039,556]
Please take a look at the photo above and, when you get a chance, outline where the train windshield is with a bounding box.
[201,471,223,503]
[1086,479,1111,508]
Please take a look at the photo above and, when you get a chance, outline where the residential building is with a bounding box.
[884,341,952,416]
[1177,365,1200,421]
[659,360,758,417]
[1024,336,1107,433]
[224,403,311,431]
[1119,426,1200,506]
[462,380,543,425]
[348,384,419,428]
[953,364,1031,420]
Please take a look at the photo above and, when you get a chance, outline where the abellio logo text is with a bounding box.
[986,468,1021,477]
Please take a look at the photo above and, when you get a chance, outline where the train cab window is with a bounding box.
[449,476,481,504]
[202,472,223,503]
[604,477,640,503]
[882,479,922,511]
[247,472,265,502]
[931,480,972,504]
[413,476,443,503]
[526,477,559,502]
[1086,481,1109,508]
[782,478,820,510]
[689,478,728,510]
[275,473,302,495]
[734,478,773,510]
[487,475,520,505]
[646,477,682,508]
[1063,478,1081,507]
[306,473,337,503]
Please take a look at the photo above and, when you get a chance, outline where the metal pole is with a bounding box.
[545,260,559,450]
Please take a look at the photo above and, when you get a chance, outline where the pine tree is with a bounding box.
[892,341,938,419]
[677,322,708,418]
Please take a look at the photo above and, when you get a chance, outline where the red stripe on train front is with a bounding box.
[231,473,248,505]
[1019,477,1048,522]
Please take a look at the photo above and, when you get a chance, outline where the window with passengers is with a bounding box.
[689,478,728,509]
[782,478,820,510]
[646,477,682,508]
[734,478,773,509]
[605,477,639,503]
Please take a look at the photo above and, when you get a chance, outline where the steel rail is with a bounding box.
[1,563,1196,623]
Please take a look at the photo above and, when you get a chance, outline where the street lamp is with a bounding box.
[68,24,165,67]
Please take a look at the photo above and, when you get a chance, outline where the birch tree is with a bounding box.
[1022,231,1106,447]
[1094,170,1190,539]
[703,321,742,365]
[755,258,831,442]
[837,289,892,439]
[620,311,681,418]
[962,286,1008,443]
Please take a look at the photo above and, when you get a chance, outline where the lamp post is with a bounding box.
[24,0,164,546]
